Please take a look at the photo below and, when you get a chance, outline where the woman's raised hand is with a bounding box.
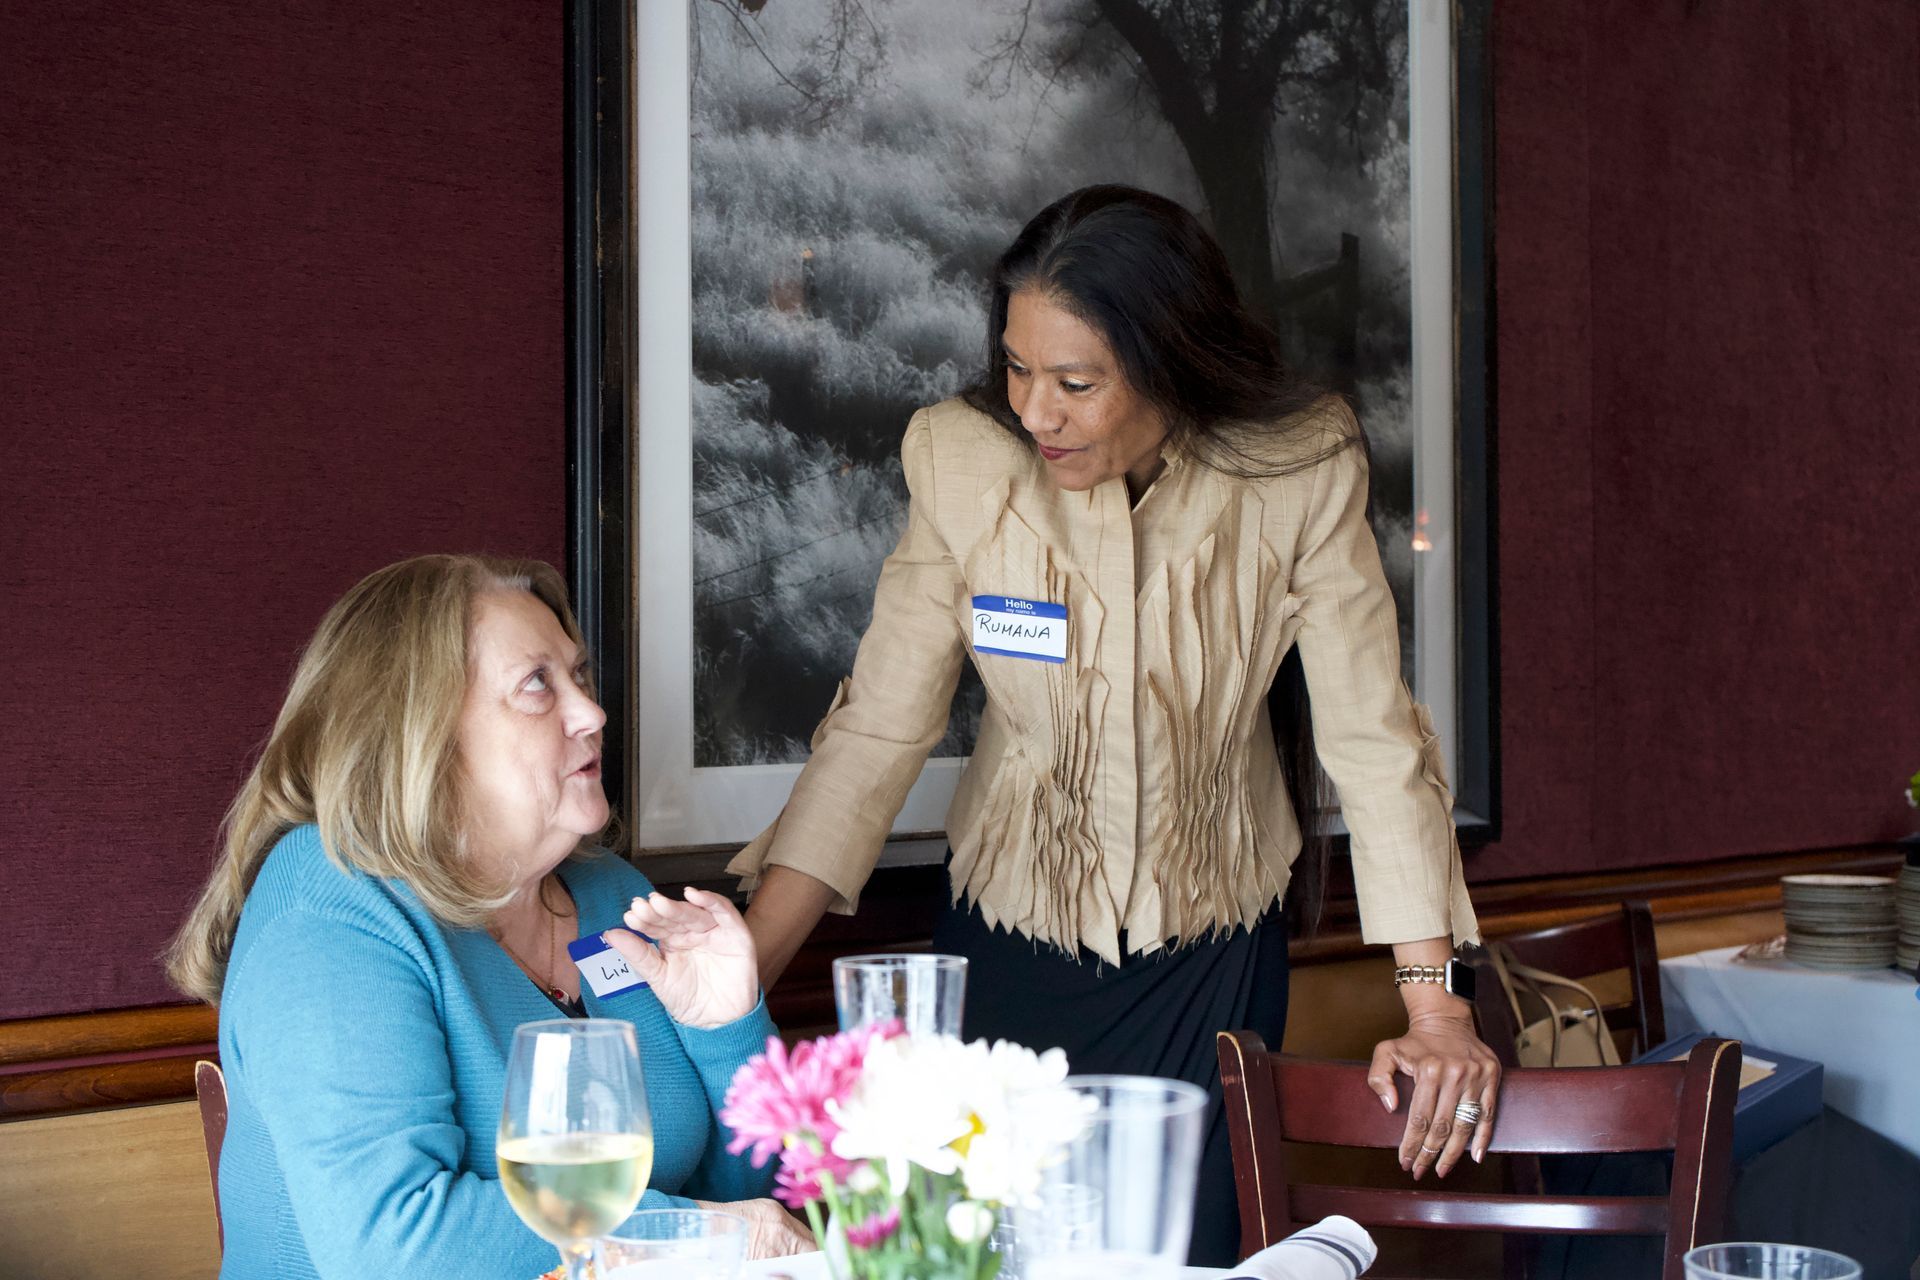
[603,887,759,1029]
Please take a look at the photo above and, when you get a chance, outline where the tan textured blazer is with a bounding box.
[727,397,1479,964]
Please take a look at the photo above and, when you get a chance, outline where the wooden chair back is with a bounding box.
[194,1059,228,1249]
[1473,900,1667,1067]
[0,1102,222,1278]
[1216,1031,1739,1280]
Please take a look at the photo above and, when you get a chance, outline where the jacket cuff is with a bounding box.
[726,822,867,917]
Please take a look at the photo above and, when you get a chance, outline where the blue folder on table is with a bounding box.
[1633,1030,1824,1162]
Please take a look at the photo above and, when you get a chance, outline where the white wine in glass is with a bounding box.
[499,1019,653,1279]
[498,1131,655,1242]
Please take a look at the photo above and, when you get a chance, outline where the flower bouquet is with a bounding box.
[720,1023,1091,1280]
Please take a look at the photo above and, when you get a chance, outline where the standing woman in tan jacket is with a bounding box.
[728,184,1499,1265]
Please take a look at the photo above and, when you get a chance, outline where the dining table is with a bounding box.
[742,1256,1230,1278]
[545,1247,1241,1279]
[1659,943,1920,1158]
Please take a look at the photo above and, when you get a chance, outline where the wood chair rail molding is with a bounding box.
[1,842,1897,1120]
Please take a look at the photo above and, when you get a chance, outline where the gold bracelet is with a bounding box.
[1393,964,1448,986]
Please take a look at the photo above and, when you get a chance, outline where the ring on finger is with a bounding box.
[1453,1100,1484,1126]
[1419,1144,1443,1155]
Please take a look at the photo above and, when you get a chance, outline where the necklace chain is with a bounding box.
[493,876,570,1003]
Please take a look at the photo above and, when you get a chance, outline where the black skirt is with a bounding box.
[931,888,1290,1269]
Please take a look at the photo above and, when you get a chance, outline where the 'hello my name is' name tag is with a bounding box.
[566,932,650,999]
[971,595,1067,663]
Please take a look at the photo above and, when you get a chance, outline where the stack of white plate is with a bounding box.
[1898,864,1920,972]
[1780,874,1896,970]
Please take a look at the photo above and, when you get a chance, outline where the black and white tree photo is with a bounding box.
[687,0,1417,769]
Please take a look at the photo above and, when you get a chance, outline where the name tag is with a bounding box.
[566,932,650,999]
[971,595,1067,663]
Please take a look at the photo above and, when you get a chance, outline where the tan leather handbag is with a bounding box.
[1487,942,1621,1067]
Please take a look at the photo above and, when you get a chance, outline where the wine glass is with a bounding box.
[498,1019,654,1280]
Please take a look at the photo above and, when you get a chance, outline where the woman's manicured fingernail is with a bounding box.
[1380,1095,1393,1112]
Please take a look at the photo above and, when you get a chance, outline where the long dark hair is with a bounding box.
[963,183,1361,934]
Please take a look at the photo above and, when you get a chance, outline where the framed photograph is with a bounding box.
[567,0,1496,853]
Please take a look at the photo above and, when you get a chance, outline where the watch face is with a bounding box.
[1445,958,1477,1003]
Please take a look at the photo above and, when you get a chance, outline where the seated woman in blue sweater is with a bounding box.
[166,554,811,1278]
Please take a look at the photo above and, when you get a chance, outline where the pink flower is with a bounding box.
[719,1022,901,1208]
[844,1204,901,1250]
[772,1141,855,1208]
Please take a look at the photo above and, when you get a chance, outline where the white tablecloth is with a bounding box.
[1660,944,1920,1157]
[745,1254,1226,1278]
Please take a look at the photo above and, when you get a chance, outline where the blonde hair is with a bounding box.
[165,554,599,1004]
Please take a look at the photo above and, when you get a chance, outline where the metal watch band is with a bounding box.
[1392,957,1476,1002]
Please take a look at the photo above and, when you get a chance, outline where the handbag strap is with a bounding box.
[1502,956,1617,1064]
[1501,958,1611,1024]
[1485,941,1533,1028]
[1487,942,1617,1064]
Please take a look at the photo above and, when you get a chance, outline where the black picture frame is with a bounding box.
[1453,0,1500,842]
[564,0,635,830]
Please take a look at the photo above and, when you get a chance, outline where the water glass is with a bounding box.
[597,1209,749,1279]
[1683,1244,1862,1280]
[1011,1075,1208,1280]
[832,953,967,1036]
[498,1019,653,1280]
[989,1184,1102,1280]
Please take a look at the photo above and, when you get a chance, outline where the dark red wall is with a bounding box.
[3,3,1917,1021]
[1476,2,1920,881]
[1,3,564,1018]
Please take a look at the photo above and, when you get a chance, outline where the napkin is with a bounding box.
[1224,1215,1377,1279]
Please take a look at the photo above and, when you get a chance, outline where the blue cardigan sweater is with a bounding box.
[215,825,776,1279]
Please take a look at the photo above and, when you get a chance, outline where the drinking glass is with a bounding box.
[498,1019,654,1280]
[1010,1075,1207,1280]
[832,953,967,1037]
[1683,1244,1862,1280]
[989,1184,1102,1280]
[597,1208,749,1280]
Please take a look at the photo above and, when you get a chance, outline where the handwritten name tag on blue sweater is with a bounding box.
[971,595,1067,663]
[567,932,650,998]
